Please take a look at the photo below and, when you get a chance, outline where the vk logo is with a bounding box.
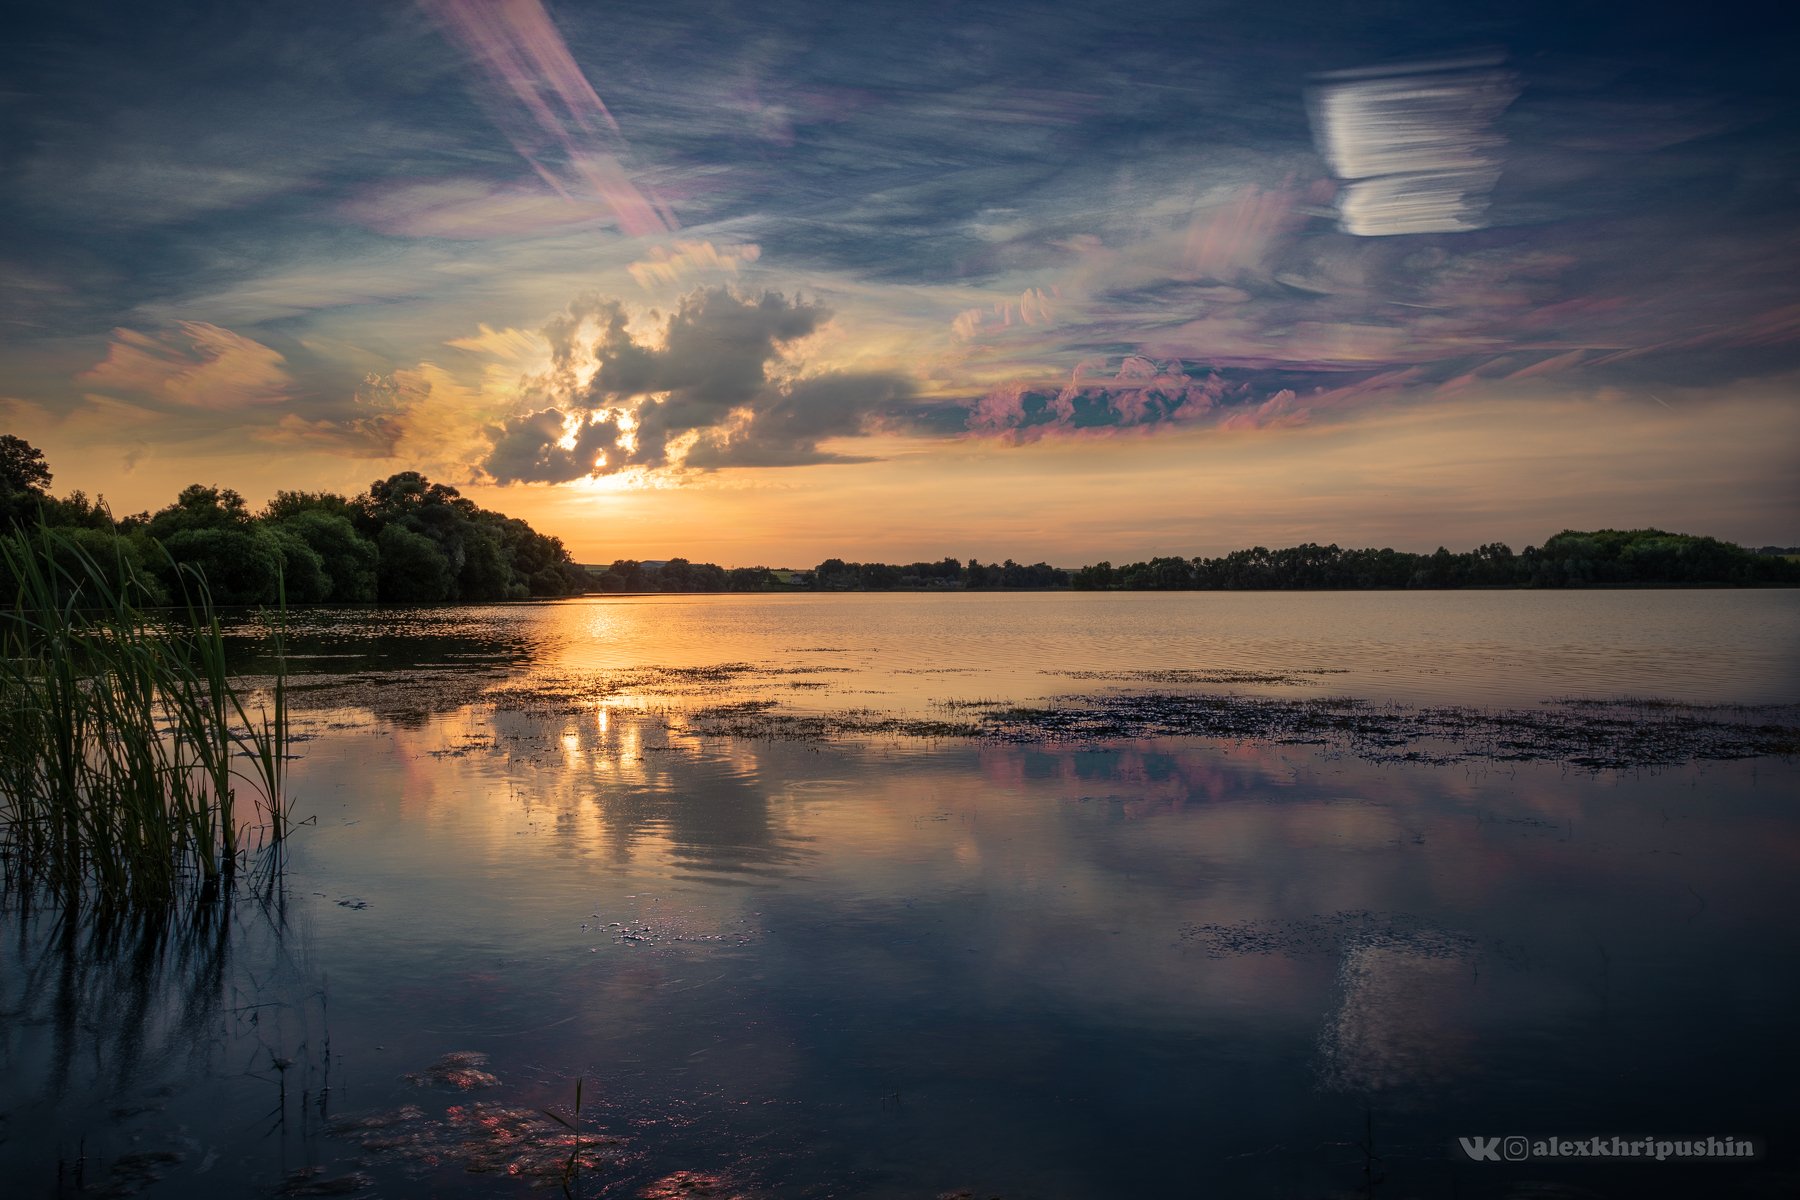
[1458,1136,1504,1162]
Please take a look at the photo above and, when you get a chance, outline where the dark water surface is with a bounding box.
[4,592,1798,1198]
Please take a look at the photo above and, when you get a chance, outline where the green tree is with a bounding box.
[813,558,854,590]
[161,527,281,605]
[1072,561,1114,590]
[274,510,379,602]
[0,433,50,491]
[377,524,453,603]
[1,434,53,527]
[457,523,512,601]
[263,489,359,524]
[264,526,333,604]
[36,489,117,531]
[149,484,254,539]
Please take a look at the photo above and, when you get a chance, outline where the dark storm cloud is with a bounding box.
[483,288,913,482]
[681,372,909,469]
[484,406,624,484]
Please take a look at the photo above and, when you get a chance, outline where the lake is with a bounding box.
[4,590,1798,1198]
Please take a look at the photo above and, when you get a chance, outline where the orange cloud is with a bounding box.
[626,241,762,289]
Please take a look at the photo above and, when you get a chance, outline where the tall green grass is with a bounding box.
[0,525,289,911]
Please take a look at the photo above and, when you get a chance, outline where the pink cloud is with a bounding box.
[1066,356,1223,423]
[1184,184,1300,281]
[968,380,1037,436]
[1215,389,1303,430]
[1300,366,1424,411]
[1212,367,1425,431]
[972,357,1238,442]
[952,287,1062,342]
[1705,302,1800,349]
[1503,348,1589,381]
[79,322,293,411]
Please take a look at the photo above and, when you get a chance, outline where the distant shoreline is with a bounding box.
[583,530,1799,594]
[567,581,1800,597]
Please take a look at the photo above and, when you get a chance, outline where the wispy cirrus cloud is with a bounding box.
[340,177,623,240]
[418,0,675,237]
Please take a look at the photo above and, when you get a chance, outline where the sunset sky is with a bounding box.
[2,0,1796,566]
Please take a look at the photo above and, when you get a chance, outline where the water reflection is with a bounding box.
[225,705,1800,1194]
[0,899,332,1197]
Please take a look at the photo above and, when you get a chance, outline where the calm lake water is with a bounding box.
[4,591,1798,1198]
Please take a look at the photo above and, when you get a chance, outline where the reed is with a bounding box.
[545,1074,585,1200]
[0,525,289,911]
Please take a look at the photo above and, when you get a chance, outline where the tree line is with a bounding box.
[1075,531,1798,589]
[1,435,587,606]
[584,556,1069,592]
[595,534,1797,593]
[7,434,1791,602]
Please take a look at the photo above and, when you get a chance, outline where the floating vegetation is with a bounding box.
[287,667,508,728]
[406,1051,501,1091]
[319,643,1800,770]
[318,1052,773,1196]
[271,625,1799,773]
[329,1058,637,1193]
[641,1170,745,1198]
[674,691,1800,769]
[278,639,1799,769]
[329,1101,625,1185]
[469,663,854,717]
[1551,695,1791,714]
[680,707,984,743]
[0,527,289,910]
[693,699,781,715]
[1045,667,1343,685]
